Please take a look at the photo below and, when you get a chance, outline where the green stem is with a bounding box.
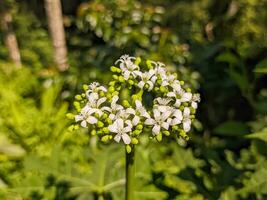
[126,146,135,200]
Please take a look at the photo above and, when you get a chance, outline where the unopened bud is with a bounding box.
[83,84,89,91]
[97,121,104,128]
[126,145,132,153]
[135,57,141,65]
[156,133,162,142]
[122,100,131,108]
[101,135,110,142]
[163,130,170,136]
[66,113,74,119]
[75,95,82,100]
[131,138,139,144]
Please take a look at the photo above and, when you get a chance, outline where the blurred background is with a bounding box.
[0,0,267,199]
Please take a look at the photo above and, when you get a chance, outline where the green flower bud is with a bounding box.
[122,100,131,108]
[182,102,189,107]
[156,79,162,85]
[118,76,125,82]
[111,66,121,73]
[190,115,195,119]
[109,81,116,86]
[163,130,170,136]
[97,130,103,135]
[112,75,118,80]
[75,95,82,101]
[156,133,163,142]
[97,121,104,128]
[160,86,167,93]
[186,88,191,92]
[101,135,110,142]
[172,125,179,131]
[102,127,109,134]
[74,125,79,130]
[128,80,134,85]
[81,93,86,97]
[180,81,184,85]
[190,108,196,114]
[126,145,132,154]
[83,84,89,91]
[135,57,141,65]
[131,138,139,144]
[136,124,143,130]
[132,94,139,101]
[108,86,115,93]
[154,87,159,92]
[106,118,113,125]
[146,60,153,69]
[102,113,108,119]
[94,113,100,118]
[66,113,74,119]
[68,125,74,131]
[133,130,142,135]
[113,91,119,96]
[91,129,96,136]
[180,106,185,111]
[106,93,112,100]
[99,91,105,97]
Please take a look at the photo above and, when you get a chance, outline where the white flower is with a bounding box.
[75,105,98,127]
[170,109,183,126]
[162,74,181,92]
[182,107,191,132]
[86,93,107,116]
[151,61,167,80]
[115,55,140,80]
[102,95,123,120]
[135,100,150,118]
[144,108,172,135]
[108,118,132,144]
[167,89,192,107]
[154,97,172,112]
[191,94,200,109]
[137,69,157,91]
[86,82,107,97]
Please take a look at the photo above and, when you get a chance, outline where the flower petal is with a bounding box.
[183,120,191,132]
[87,116,98,124]
[181,92,192,102]
[144,118,155,125]
[152,125,161,135]
[116,118,124,130]
[138,81,145,89]
[114,134,121,143]
[97,97,106,107]
[108,124,118,133]
[122,133,131,144]
[132,116,140,126]
[123,70,131,80]
[161,122,169,130]
[81,120,87,128]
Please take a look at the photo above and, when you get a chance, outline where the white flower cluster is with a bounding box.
[68,55,200,149]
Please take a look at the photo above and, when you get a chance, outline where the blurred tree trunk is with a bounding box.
[0,10,21,67]
[44,0,68,71]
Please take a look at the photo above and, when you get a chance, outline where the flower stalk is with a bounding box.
[126,146,135,200]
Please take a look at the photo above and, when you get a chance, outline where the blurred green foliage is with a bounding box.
[0,0,267,199]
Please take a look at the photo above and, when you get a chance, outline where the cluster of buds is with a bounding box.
[67,55,200,152]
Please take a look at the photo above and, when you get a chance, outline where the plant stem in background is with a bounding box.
[126,146,135,200]
[44,0,68,71]
[0,10,21,67]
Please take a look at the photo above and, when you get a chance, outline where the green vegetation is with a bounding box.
[0,0,266,199]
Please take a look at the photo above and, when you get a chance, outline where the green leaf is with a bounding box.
[216,52,239,65]
[214,121,250,137]
[246,128,267,143]
[254,59,267,74]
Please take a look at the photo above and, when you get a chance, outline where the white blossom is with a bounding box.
[115,55,140,80]
[86,82,107,97]
[191,94,200,109]
[137,69,157,91]
[102,95,123,120]
[75,105,98,127]
[154,97,172,112]
[86,93,107,116]
[151,61,167,80]
[182,107,191,132]
[162,74,181,92]
[108,118,132,144]
[144,108,172,135]
[167,89,192,107]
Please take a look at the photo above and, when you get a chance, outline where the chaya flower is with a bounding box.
[191,94,201,109]
[137,69,157,91]
[102,95,123,120]
[167,89,192,108]
[151,61,167,80]
[154,97,172,112]
[85,93,107,116]
[182,107,191,132]
[115,55,140,80]
[108,118,132,144]
[86,82,107,97]
[75,105,98,127]
[162,74,181,92]
[144,108,172,135]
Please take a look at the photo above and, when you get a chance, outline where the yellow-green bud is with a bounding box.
[81,93,86,97]
[156,79,162,85]
[156,133,163,142]
[97,121,104,128]
[83,84,89,91]
[111,66,120,72]
[91,129,96,136]
[128,80,134,85]
[180,81,184,85]
[160,86,167,93]
[102,127,109,134]
[136,124,143,130]
[146,60,153,69]
[186,88,191,92]
[122,100,131,108]
[180,130,186,138]
[106,118,112,124]
[102,113,108,119]
[163,130,170,136]
[97,130,103,134]
[131,138,139,144]
[154,87,159,91]
[68,125,74,131]
[109,81,116,86]
[101,135,110,142]
[133,130,142,135]
[74,125,79,130]
[135,57,141,65]
[172,125,179,131]
[126,145,132,154]
[108,86,115,93]
[75,95,82,100]
[66,113,74,119]
[113,91,119,96]
[183,102,189,107]
[180,106,185,111]
[118,76,124,82]
[190,108,196,114]
[99,91,105,97]
[112,75,118,80]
